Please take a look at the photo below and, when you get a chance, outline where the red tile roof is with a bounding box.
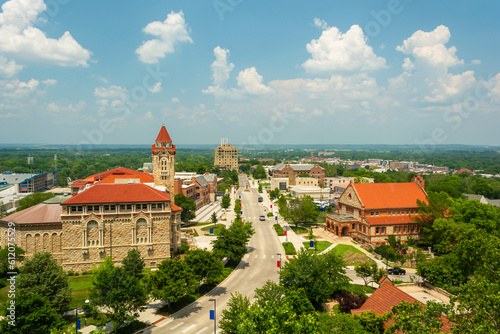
[351,182,427,209]
[155,125,172,142]
[62,183,171,205]
[171,203,182,212]
[352,278,451,332]
[71,167,154,188]
[366,215,418,225]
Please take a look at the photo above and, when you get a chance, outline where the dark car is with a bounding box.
[258,197,263,202]
[259,215,266,221]
[387,267,406,275]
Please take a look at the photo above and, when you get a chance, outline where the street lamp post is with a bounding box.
[276,253,282,273]
[84,300,89,327]
[209,298,216,334]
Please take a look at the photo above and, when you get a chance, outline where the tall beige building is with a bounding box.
[214,138,238,171]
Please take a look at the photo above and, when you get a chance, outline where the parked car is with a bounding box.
[258,197,263,202]
[387,267,406,275]
[259,215,266,221]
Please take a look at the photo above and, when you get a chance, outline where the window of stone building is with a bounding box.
[381,227,385,234]
[398,226,401,233]
[403,226,406,233]
[406,210,409,214]
[87,221,99,247]
[352,223,356,230]
[370,211,374,216]
[376,227,379,234]
[375,212,379,216]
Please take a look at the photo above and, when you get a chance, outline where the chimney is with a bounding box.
[412,174,425,190]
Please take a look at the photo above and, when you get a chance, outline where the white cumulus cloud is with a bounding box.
[302,24,387,73]
[0,56,23,77]
[0,0,92,67]
[211,46,234,87]
[396,25,463,68]
[136,10,193,64]
[236,67,271,95]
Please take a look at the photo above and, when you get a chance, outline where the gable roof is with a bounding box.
[62,183,171,205]
[100,174,154,184]
[350,182,427,209]
[155,125,172,142]
[195,176,208,187]
[352,278,451,332]
[72,167,153,189]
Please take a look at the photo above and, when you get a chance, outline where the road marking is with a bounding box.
[263,255,266,259]
[157,319,173,328]
[255,255,258,258]
[183,324,197,332]
[271,255,274,259]
[195,327,209,334]
[171,322,185,330]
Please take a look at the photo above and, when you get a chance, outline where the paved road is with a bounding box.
[149,174,282,334]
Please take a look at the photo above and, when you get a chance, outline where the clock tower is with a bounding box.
[152,125,176,194]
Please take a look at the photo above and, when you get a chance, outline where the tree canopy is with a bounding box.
[211,220,255,263]
[174,193,197,223]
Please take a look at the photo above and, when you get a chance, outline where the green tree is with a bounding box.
[89,257,147,332]
[16,192,55,212]
[147,257,198,310]
[354,262,385,287]
[234,199,241,214]
[221,193,231,209]
[285,195,320,227]
[354,311,390,334]
[174,193,197,223]
[0,293,64,334]
[413,191,453,247]
[219,292,251,334]
[252,164,267,179]
[316,312,369,334]
[0,245,25,279]
[17,252,71,313]
[184,249,224,287]
[258,183,263,193]
[280,249,349,308]
[386,301,446,334]
[211,211,218,225]
[122,248,145,281]
[212,220,255,263]
[218,182,230,192]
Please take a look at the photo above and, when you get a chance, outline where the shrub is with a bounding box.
[267,212,273,217]
[335,290,368,313]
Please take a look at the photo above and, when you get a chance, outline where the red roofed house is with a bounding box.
[325,175,427,246]
[61,183,181,272]
[351,277,451,332]
[70,167,154,193]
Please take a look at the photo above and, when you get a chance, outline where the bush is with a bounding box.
[267,212,273,217]
[178,244,190,254]
[335,290,368,313]
[282,242,296,255]
[274,224,284,236]
[67,270,79,276]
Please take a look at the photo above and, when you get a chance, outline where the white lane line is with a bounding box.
[271,255,274,259]
[157,319,173,328]
[255,255,258,258]
[171,322,185,330]
[195,327,209,334]
[263,255,266,259]
[183,324,197,332]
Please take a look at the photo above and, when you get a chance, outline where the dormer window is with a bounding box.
[156,143,160,147]
[167,143,171,148]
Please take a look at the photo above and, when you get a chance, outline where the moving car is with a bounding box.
[387,267,406,275]
[259,215,266,221]
[258,197,263,202]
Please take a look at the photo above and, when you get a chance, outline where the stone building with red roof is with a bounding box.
[1,125,184,272]
[325,175,427,246]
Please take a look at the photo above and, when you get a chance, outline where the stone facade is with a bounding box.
[61,202,181,272]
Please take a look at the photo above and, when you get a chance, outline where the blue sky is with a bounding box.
[0,0,499,148]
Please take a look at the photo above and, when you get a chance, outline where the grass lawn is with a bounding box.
[68,274,93,310]
[330,244,375,266]
[191,222,216,227]
[303,241,332,254]
[201,223,226,236]
[345,283,376,295]
[282,242,296,255]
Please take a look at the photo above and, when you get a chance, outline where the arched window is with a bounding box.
[87,221,99,247]
[136,218,148,244]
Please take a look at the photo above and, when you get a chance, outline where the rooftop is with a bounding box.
[348,182,427,209]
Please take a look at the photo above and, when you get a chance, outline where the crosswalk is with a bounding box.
[243,253,278,260]
[157,320,223,334]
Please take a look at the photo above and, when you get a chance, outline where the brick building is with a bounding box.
[272,163,325,184]
[325,175,427,246]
